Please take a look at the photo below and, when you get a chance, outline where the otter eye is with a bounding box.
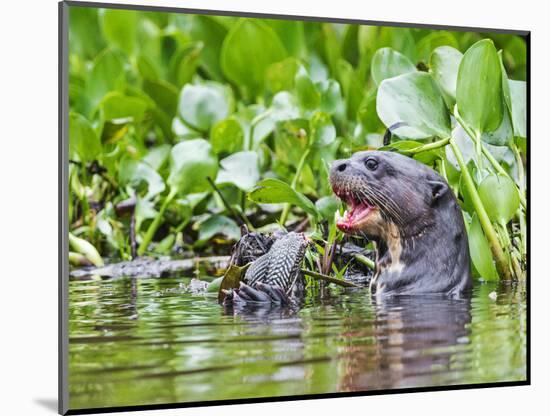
[365,158,378,171]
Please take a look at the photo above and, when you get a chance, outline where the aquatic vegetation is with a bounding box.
[68,7,527,281]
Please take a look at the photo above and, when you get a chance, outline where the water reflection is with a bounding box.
[68,278,526,410]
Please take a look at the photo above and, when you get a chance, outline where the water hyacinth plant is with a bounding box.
[68,6,527,282]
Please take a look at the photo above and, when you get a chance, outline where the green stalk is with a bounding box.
[137,189,176,256]
[455,110,526,209]
[403,137,450,155]
[449,138,511,280]
[301,268,361,288]
[512,143,527,257]
[248,110,272,151]
[280,148,311,225]
[354,253,376,270]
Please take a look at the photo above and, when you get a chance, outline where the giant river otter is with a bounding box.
[330,150,471,297]
[223,150,471,306]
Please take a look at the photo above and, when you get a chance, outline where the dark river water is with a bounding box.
[68,276,527,410]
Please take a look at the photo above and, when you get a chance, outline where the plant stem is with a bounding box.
[403,137,450,155]
[512,143,527,257]
[354,253,376,270]
[280,148,311,225]
[206,177,254,231]
[301,268,361,288]
[449,138,511,280]
[455,110,526,209]
[248,110,272,151]
[137,190,176,256]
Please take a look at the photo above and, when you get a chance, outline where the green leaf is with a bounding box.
[270,92,300,121]
[317,79,343,115]
[167,139,218,195]
[100,9,138,55]
[509,80,526,138]
[379,140,441,165]
[69,112,102,162]
[216,151,260,191]
[274,119,309,166]
[266,58,300,93]
[119,158,165,200]
[248,178,317,217]
[295,66,321,110]
[86,49,125,111]
[196,215,241,245]
[310,112,336,147]
[221,19,287,97]
[178,82,234,132]
[478,173,520,224]
[171,42,202,87]
[338,59,363,120]
[468,214,499,281]
[266,20,306,58]
[358,88,384,132]
[217,263,250,302]
[416,32,458,63]
[211,117,244,155]
[189,16,228,80]
[143,144,171,171]
[315,196,339,223]
[143,78,179,118]
[429,46,463,108]
[376,72,451,139]
[456,39,504,136]
[100,92,148,122]
[371,47,416,86]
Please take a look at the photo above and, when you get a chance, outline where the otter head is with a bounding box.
[329,151,449,240]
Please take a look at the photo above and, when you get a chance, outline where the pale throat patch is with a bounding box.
[368,221,405,292]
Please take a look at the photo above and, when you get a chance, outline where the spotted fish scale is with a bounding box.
[244,232,307,293]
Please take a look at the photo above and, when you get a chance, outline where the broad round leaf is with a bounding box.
[196,215,241,246]
[189,15,228,80]
[178,82,234,132]
[478,173,520,224]
[417,32,458,63]
[376,72,451,139]
[69,112,102,162]
[310,112,336,147]
[317,79,343,115]
[468,214,499,281]
[86,49,125,111]
[509,80,526,138]
[221,19,287,97]
[211,118,244,155]
[100,92,148,122]
[248,178,317,217]
[456,39,504,136]
[216,151,260,191]
[266,58,300,93]
[168,139,218,195]
[118,158,165,200]
[100,9,137,55]
[295,66,321,110]
[371,47,416,86]
[315,196,339,223]
[429,46,463,108]
[270,91,300,122]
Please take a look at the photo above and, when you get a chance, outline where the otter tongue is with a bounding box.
[337,200,370,231]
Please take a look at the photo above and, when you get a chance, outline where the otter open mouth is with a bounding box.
[333,190,377,232]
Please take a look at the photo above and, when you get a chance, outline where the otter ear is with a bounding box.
[428,180,448,204]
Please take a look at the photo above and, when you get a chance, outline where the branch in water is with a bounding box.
[301,268,361,288]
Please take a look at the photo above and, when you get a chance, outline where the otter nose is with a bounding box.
[334,161,347,172]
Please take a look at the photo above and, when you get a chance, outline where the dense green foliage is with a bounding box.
[68,6,527,281]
